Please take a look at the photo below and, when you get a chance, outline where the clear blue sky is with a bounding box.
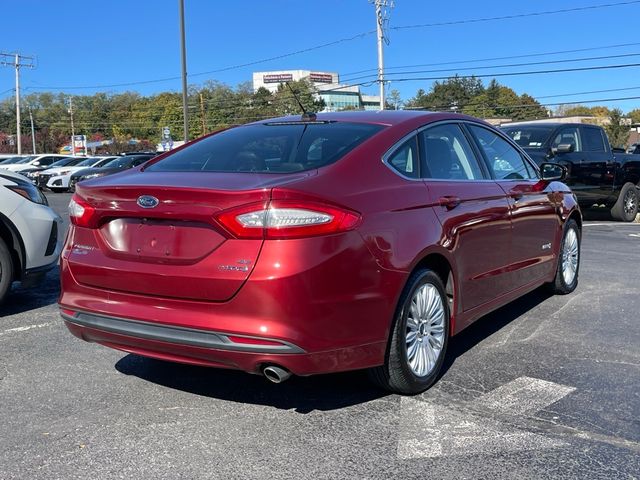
[1,0,640,113]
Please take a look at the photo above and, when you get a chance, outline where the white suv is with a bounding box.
[0,170,63,303]
[0,154,72,173]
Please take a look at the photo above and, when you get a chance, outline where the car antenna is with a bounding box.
[285,82,316,122]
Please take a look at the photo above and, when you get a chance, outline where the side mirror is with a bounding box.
[553,143,574,154]
[33,161,41,166]
[540,162,566,182]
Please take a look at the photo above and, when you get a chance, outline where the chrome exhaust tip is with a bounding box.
[263,365,292,384]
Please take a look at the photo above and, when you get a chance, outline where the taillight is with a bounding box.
[216,200,360,239]
[68,194,97,228]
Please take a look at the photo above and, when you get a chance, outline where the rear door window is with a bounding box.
[420,124,485,180]
[146,122,384,173]
[581,126,606,152]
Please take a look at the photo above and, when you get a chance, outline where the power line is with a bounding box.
[392,0,640,30]
[340,42,640,78]
[10,2,638,93]
[342,52,640,83]
[337,62,640,89]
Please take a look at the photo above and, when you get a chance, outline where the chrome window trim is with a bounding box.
[381,119,505,182]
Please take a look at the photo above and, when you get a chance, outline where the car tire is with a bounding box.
[369,269,450,395]
[611,182,639,222]
[50,188,67,193]
[0,237,13,304]
[548,219,580,295]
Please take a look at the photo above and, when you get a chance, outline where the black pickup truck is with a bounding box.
[502,122,640,221]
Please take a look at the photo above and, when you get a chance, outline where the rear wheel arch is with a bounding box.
[567,209,582,231]
[411,252,456,334]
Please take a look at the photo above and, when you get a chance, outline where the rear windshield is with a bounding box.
[145,122,384,173]
[501,126,555,150]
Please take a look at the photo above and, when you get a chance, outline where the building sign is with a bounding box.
[309,72,334,83]
[263,73,293,83]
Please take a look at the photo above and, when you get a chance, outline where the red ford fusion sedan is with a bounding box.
[59,110,581,394]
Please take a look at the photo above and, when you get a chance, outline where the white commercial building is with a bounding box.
[252,69,380,112]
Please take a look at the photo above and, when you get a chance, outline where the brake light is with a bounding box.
[68,194,97,228]
[216,200,360,239]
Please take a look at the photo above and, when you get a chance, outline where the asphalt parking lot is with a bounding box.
[1,192,639,479]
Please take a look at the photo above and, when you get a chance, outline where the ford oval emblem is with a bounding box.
[137,195,159,209]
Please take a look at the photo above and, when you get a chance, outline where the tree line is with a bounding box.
[0,75,638,153]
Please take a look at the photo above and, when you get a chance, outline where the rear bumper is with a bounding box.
[61,310,386,376]
[59,229,406,376]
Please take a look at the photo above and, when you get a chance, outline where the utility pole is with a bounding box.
[68,97,75,156]
[372,1,393,111]
[0,52,35,154]
[179,0,189,143]
[28,106,36,154]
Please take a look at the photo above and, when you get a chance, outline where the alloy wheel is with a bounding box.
[562,228,579,286]
[405,283,445,377]
[623,189,637,217]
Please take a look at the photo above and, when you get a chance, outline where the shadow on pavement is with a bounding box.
[0,267,60,318]
[440,286,553,377]
[115,287,553,411]
[115,354,389,413]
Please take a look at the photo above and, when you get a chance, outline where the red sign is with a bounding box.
[309,73,333,83]
[263,74,293,83]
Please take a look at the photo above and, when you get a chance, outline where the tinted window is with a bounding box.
[552,127,581,152]
[387,136,419,178]
[421,124,484,180]
[146,122,383,173]
[469,125,536,180]
[582,126,606,152]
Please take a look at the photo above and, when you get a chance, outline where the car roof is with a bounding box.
[502,122,585,129]
[246,110,484,128]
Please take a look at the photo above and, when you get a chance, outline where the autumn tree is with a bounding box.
[605,108,630,148]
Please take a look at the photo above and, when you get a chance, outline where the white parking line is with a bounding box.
[0,322,55,337]
[397,376,575,459]
[583,223,640,227]
[472,377,575,416]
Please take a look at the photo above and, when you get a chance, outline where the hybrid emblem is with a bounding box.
[137,195,159,209]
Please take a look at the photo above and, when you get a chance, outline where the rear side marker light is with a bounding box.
[60,308,77,317]
[216,201,360,239]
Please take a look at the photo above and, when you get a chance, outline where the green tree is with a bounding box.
[605,108,630,148]
[387,89,402,110]
[405,76,484,111]
[628,108,640,124]
[273,79,324,116]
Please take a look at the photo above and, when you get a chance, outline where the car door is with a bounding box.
[419,122,512,316]
[579,125,616,203]
[467,124,560,291]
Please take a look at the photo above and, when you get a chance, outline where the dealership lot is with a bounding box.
[0,193,638,479]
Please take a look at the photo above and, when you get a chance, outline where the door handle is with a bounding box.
[439,196,461,210]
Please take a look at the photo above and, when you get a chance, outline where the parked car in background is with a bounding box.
[502,122,640,221]
[60,110,581,394]
[22,157,87,184]
[0,154,73,173]
[628,143,640,155]
[0,155,28,165]
[68,154,156,191]
[36,156,118,193]
[0,169,63,304]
